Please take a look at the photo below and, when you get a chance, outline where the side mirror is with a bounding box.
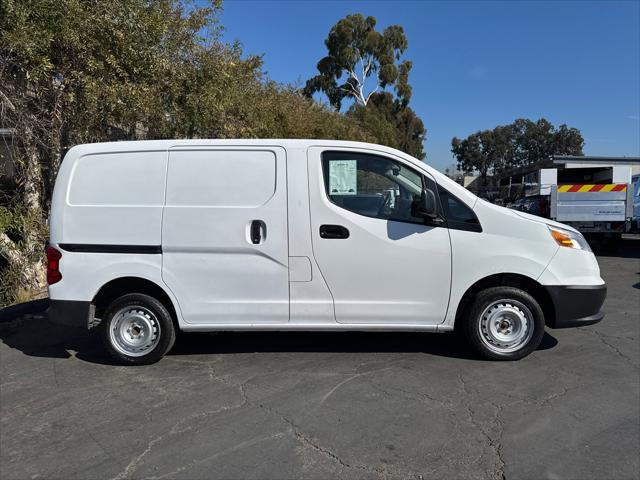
[412,188,440,222]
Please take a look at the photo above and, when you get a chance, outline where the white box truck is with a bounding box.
[543,157,638,246]
[48,140,606,364]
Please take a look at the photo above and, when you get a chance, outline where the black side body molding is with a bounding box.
[59,244,162,254]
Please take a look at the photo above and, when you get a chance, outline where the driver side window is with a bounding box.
[322,151,425,224]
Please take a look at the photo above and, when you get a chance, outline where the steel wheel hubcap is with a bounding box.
[109,305,161,357]
[478,300,534,353]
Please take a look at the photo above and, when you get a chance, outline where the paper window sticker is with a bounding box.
[329,160,357,195]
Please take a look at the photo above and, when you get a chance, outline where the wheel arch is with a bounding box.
[453,273,555,329]
[92,276,179,327]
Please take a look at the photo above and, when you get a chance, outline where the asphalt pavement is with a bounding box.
[1,237,638,480]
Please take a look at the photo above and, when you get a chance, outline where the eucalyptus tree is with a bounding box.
[304,14,413,110]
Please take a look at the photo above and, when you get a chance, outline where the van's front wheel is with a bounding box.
[462,287,545,360]
[101,293,176,365]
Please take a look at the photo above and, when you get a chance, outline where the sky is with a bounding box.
[219,0,640,171]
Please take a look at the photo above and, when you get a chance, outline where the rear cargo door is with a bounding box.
[161,147,289,325]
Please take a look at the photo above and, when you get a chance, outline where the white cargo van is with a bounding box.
[48,140,606,364]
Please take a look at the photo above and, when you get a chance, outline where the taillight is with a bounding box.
[46,246,62,285]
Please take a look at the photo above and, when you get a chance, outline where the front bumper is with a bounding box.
[48,300,91,328]
[545,284,606,328]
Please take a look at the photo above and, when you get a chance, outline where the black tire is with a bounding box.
[100,293,176,365]
[461,286,545,361]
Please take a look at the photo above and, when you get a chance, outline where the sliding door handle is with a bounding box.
[250,220,263,244]
[319,224,350,239]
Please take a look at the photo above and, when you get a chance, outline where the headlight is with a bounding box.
[548,226,591,252]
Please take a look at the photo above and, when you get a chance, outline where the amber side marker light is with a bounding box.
[550,228,573,247]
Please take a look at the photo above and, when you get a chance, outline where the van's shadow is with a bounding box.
[1,316,558,365]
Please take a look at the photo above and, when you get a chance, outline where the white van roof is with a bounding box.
[64,139,477,206]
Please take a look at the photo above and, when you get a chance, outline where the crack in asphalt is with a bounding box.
[114,359,398,479]
[319,366,395,406]
[457,373,506,480]
[538,387,569,407]
[577,328,638,369]
[453,374,603,480]
[193,360,414,478]
[252,398,409,479]
[371,382,454,411]
[110,380,248,480]
[116,358,595,480]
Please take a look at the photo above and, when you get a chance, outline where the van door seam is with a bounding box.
[159,149,186,324]
[306,147,337,321]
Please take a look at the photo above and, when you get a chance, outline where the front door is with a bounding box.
[307,148,451,325]
[162,147,289,325]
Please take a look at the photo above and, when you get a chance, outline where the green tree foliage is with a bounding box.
[347,92,426,159]
[303,14,413,110]
[451,118,584,179]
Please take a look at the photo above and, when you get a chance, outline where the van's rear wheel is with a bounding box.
[462,287,545,360]
[101,293,175,365]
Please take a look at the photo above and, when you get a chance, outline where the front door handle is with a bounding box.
[319,224,350,239]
